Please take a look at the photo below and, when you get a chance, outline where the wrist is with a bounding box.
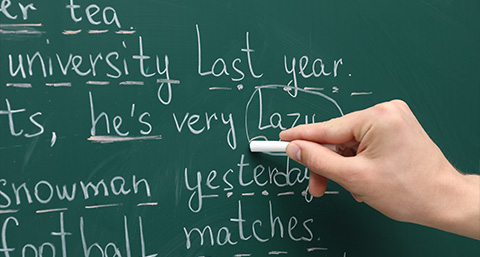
[453,174,480,240]
[425,167,480,240]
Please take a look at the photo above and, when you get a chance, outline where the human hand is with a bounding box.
[280,100,480,240]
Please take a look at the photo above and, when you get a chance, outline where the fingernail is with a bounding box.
[286,143,301,162]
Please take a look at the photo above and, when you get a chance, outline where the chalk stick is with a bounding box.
[249,141,289,152]
[249,141,337,153]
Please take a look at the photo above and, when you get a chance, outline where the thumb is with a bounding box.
[286,140,356,185]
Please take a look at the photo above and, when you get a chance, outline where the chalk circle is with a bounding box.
[50,132,57,147]
[244,85,344,156]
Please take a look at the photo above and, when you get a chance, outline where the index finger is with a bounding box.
[279,109,369,145]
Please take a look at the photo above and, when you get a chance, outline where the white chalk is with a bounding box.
[249,141,337,153]
[250,141,289,152]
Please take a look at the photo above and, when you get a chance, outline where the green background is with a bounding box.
[1,0,479,256]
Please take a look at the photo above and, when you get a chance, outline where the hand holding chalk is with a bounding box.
[278,100,480,240]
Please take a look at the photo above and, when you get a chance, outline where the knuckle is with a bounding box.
[371,101,408,128]
[390,99,409,110]
[372,101,396,116]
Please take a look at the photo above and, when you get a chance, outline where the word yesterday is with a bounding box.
[184,155,310,213]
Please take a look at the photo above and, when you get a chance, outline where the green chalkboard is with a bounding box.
[1,0,479,256]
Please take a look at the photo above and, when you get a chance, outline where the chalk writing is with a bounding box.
[0,0,36,20]
[0,175,151,208]
[245,85,344,145]
[89,91,154,137]
[0,98,44,138]
[196,24,263,83]
[184,154,323,213]
[7,37,172,82]
[284,55,343,97]
[172,112,236,149]
[66,0,121,28]
[0,1,363,256]
[0,213,157,257]
[183,200,314,249]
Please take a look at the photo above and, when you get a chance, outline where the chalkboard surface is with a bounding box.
[1,0,479,256]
